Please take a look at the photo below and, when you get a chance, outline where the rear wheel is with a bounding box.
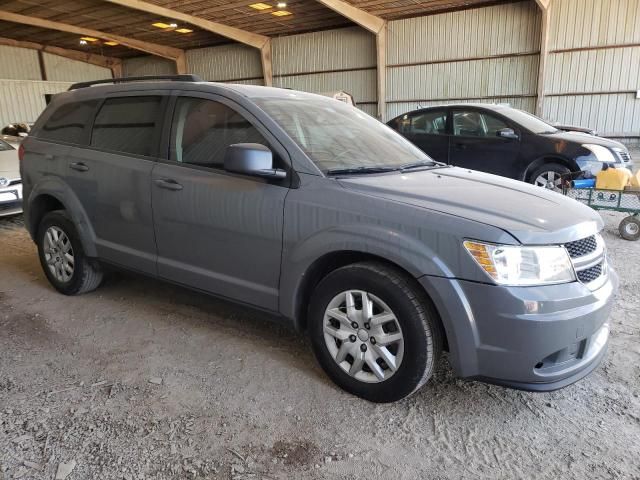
[308,261,442,403]
[619,216,640,241]
[530,163,570,191]
[37,210,103,295]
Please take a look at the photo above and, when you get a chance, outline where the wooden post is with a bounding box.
[376,23,387,121]
[535,0,551,116]
[261,40,273,87]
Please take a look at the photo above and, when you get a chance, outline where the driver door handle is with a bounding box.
[69,162,89,172]
[155,178,183,191]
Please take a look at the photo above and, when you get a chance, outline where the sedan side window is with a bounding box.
[170,97,269,169]
[400,111,447,135]
[453,110,509,137]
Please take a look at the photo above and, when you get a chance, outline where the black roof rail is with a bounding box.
[68,74,203,91]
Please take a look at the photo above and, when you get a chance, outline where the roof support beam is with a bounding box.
[0,10,184,72]
[315,0,386,120]
[0,36,122,78]
[101,0,272,85]
[535,0,551,115]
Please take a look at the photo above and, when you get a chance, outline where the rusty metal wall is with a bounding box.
[543,0,640,142]
[186,44,262,82]
[0,79,71,127]
[0,45,41,80]
[42,53,111,82]
[122,56,176,77]
[272,26,377,116]
[386,1,541,121]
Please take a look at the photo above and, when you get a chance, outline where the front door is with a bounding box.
[449,109,521,178]
[151,94,289,311]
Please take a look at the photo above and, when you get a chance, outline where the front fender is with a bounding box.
[27,176,97,257]
[278,223,455,321]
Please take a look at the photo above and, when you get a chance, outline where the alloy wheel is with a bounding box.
[323,290,404,383]
[43,226,75,283]
[535,171,563,190]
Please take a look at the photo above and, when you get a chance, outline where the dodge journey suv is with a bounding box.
[21,75,617,403]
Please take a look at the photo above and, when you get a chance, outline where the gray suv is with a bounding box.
[21,75,617,403]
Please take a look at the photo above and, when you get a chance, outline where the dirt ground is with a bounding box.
[0,211,639,480]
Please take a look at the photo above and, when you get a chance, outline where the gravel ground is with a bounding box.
[0,211,639,480]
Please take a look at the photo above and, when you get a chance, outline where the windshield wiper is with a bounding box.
[399,160,445,172]
[327,166,400,175]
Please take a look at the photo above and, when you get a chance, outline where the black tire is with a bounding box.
[308,261,442,403]
[529,163,570,190]
[36,210,103,295]
[619,216,640,241]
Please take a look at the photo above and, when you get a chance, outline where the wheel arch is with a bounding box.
[26,179,97,257]
[288,249,449,351]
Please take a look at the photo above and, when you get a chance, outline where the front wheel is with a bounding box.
[308,262,442,403]
[530,163,570,191]
[36,210,104,295]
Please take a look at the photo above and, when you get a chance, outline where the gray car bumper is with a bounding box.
[419,267,618,391]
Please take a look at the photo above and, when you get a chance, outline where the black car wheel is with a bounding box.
[309,261,443,403]
[531,163,570,191]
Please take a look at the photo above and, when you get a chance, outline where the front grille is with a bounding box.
[577,262,603,284]
[614,148,631,163]
[565,235,597,258]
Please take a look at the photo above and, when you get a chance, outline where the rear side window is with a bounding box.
[39,100,99,144]
[91,96,163,156]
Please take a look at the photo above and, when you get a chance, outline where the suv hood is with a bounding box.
[338,167,602,245]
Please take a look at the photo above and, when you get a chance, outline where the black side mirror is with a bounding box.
[497,128,519,140]
[224,143,287,179]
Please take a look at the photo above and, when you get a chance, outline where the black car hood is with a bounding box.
[338,167,602,244]
[544,130,626,149]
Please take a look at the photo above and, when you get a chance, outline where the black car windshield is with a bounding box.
[501,108,558,134]
[254,95,432,174]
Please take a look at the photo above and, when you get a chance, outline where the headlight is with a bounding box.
[464,241,575,286]
[582,144,617,164]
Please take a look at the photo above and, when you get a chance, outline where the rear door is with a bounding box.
[69,92,169,274]
[448,108,521,177]
[391,109,449,163]
[151,92,289,311]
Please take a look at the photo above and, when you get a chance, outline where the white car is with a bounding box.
[0,138,22,216]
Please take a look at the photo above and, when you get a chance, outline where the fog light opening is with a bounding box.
[535,362,544,369]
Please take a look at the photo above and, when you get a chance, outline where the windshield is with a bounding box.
[254,95,432,173]
[501,108,558,134]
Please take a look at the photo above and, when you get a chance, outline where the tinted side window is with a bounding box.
[0,139,14,151]
[406,111,447,135]
[453,110,509,137]
[39,100,99,144]
[91,96,163,156]
[170,97,268,169]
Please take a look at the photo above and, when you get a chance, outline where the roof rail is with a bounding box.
[68,74,202,91]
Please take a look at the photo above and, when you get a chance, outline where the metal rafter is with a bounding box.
[315,0,387,120]
[101,0,273,86]
[0,10,186,72]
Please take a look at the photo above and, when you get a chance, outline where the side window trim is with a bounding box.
[164,91,293,174]
[88,90,170,159]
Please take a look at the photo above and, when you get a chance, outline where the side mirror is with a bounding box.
[224,143,287,179]
[497,128,519,140]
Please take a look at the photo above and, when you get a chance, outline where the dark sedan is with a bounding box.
[387,104,633,189]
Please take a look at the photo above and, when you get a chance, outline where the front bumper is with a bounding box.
[0,182,23,217]
[419,266,618,391]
